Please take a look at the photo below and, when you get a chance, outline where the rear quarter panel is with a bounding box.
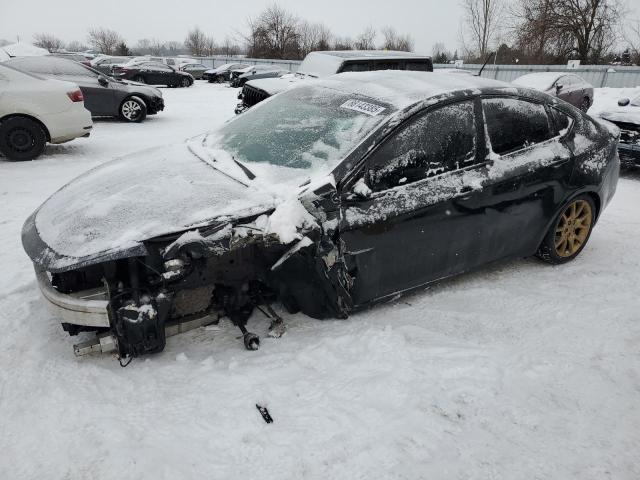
[566,110,620,218]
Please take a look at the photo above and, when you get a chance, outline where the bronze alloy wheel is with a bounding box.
[554,199,593,257]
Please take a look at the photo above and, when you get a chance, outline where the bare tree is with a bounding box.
[333,36,354,50]
[217,36,243,56]
[33,33,65,52]
[204,36,217,56]
[379,27,414,51]
[185,27,208,56]
[245,4,300,59]
[165,41,183,55]
[316,24,333,51]
[511,0,624,63]
[87,28,123,55]
[135,38,152,55]
[460,0,503,60]
[626,19,640,64]
[355,26,377,50]
[549,0,623,63]
[149,38,165,55]
[66,40,88,52]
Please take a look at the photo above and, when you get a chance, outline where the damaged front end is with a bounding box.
[28,185,353,360]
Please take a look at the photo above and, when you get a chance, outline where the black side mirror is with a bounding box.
[555,83,563,92]
[618,98,631,107]
[98,75,109,87]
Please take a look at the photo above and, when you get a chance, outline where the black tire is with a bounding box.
[536,195,596,265]
[180,77,191,88]
[119,96,147,123]
[0,116,47,161]
[580,97,591,112]
[133,75,146,84]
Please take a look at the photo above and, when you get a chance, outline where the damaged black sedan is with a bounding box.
[22,71,619,360]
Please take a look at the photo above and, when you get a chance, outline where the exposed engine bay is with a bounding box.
[50,190,352,360]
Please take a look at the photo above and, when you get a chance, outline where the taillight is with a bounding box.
[67,89,84,102]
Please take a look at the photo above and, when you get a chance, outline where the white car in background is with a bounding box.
[0,64,93,161]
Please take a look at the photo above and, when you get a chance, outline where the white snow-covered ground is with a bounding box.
[1,83,639,480]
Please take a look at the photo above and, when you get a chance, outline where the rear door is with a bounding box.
[478,96,576,257]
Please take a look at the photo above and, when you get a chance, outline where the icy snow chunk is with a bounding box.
[353,177,372,197]
[265,198,317,244]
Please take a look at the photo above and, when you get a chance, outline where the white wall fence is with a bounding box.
[446,64,640,88]
[198,55,640,88]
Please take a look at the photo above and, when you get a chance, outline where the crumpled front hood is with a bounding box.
[23,142,276,271]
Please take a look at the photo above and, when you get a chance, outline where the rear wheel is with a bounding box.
[0,116,47,161]
[119,96,147,123]
[537,195,595,264]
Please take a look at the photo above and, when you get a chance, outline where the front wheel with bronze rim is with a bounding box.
[537,195,596,264]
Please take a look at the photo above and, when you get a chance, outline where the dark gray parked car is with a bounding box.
[5,56,164,122]
[230,66,288,88]
[512,72,594,112]
[179,63,208,79]
[90,56,131,75]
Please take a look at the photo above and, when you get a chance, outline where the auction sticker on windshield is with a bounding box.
[340,99,386,116]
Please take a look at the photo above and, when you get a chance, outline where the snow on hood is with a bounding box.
[33,143,277,260]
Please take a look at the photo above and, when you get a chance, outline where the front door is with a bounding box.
[339,99,491,305]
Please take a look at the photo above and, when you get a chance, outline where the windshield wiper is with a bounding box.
[232,157,256,180]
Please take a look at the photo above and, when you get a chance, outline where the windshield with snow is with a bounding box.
[209,85,393,175]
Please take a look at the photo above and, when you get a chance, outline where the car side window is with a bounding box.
[482,98,553,156]
[57,61,98,77]
[366,101,477,192]
[406,61,429,71]
[550,108,574,135]
[340,62,370,72]
[375,61,400,70]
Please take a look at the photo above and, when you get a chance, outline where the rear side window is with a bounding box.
[340,62,370,72]
[367,101,477,191]
[406,61,430,71]
[375,61,401,70]
[483,98,553,155]
[55,61,97,77]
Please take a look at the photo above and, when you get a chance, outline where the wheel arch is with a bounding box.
[0,113,51,142]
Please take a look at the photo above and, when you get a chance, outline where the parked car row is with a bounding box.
[4,56,165,123]
[112,60,194,87]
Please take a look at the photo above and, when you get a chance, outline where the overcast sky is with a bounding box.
[0,0,464,54]
[0,0,637,55]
